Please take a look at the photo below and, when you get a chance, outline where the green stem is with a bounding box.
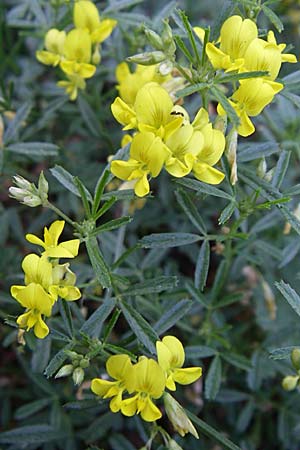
[45,201,81,231]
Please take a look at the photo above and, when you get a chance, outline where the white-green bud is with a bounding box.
[9,173,48,207]
[144,28,164,50]
[168,439,184,450]
[38,171,49,204]
[127,51,166,66]
[80,358,90,369]
[162,20,173,47]
[257,158,267,179]
[282,375,299,391]
[55,364,74,379]
[225,129,238,185]
[291,349,300,371]
[164,393,199,439]
[72,367,85,386]
[159,60,173,76]
[92,44,101,65]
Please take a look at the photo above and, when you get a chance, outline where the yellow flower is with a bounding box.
[26,220,80,259]
[49,263,81,301]
[165,124,204,177]
[116,62,170,105]
[57,74,86,101]
[217,78,283,137]
[73,0,117,45]
[243,31,297,81]
[156,335,202,391]
[191,108,225,184]
[206,15,258,71]
[91,354,133,412]
[111,97,137,131]
[121,357,166,422]
[60,29,96,78]
[10,254,55,339]
[111,132,170,197]
[36,28,66,67]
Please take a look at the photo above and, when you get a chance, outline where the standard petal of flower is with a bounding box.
[220,15,257,59]
[162,336,185,368]
[59,239,80,257]
[173,367,202,385]
[91,19,117,44]
[193,163,225,184]
[34,314,50,339]
[111,159,140,180]
[106,354,133,381]
[111,97,137,129]
[91,379,116,397]
[25,233,46,248]
[73,0,100,33]
[134,172,150,197]
[36,50,60,66]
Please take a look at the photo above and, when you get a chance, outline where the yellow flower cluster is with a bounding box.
[36,0,117,100]
[196,15,297,136]
[91,335,202,423]
[110,81,226,196]
[10,221,81,339]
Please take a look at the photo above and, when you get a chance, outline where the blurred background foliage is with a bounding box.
[1,0,300,449]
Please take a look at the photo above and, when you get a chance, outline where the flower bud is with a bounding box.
[55,364,74,378]
[127,51,166,66]
[264,167,275,183]
[72,367,85,386]
[144,28,164,50]
[38,171,49,203]
[92,44,101,65]
[168,439,184,450]
[159,60,173,76]
[80,358,90,369]
[282,375,299,391]
[9,174,47,207]
[225,129,238,185]
[164,393,199,439]
[162,20,173,47]
[257,158,267,179]
[214,114,227,134]
[291,349,300,371]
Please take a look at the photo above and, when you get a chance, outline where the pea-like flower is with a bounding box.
[121,357,166,422]
[205,15,258,71]
[91,354,133,413]
[156,335,202,391]
[111,131,170,197]
[57,74,86,101]
[26,220,80,259]
[49,263,81,301]
[60,29,96,79]
[36,28,66,67]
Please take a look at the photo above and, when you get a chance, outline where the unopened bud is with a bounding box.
[80,358,90,369]
[225,129,238,185]
[65,350,79,360]
[261,280,276,320]
[127,51,166,66]
[55,364,74,378]
[92,44,101,65]
[72,367,85,386]
[38,171,49,203]
[164,393,199,439]
[168,439,184,450]
[282,375,299,391]
[144,28,164,50]
[214,114,227,134]
[162,20,174,47]
[9,174,47,207]
[159,60,173,76]
[291,349,300,371]
[257,158,267,179]
[264,167,275,183]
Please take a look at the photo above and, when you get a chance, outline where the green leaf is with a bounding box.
[80,296,116,337]
[185,281,210,308]
[185,345,217,359]
[64,399,100,410]
[175,189,207,234]
[222,353,252,371]
[94,197,117,221]
[78,95,102,137]
[218,70,268,83]
[211,259,227,300]
[91,216,132,236]
[262,4,284,32]
[205,355,222,400]
[176,82,209,98]
[213,293,243,309]
[44,345,72,378]
[210,86,239,127]
[14,399,50,420]
[104,0,144,14]
[218,201,236,225]
[92,169,110,216]
[122,276,178,296]
[74,176,92,217]
[176,177,232,199]
[275,280,300,317]
[237,400,255,433]
[187,412,242,450]
[269,346,298,360]
[272,151,291,189]
[58,299,74,338]
[5,142,59,157]
[85,236,111,288]
[3,101,32,144]
[178,9,201,67]
[50,165,93,202]
[119,300,158,354]
[238,141,279,162]
[140,232,201,248]
[0,425,66,444]
[154,299,193,334]
[194,240,210,291]
[174,35,195,64]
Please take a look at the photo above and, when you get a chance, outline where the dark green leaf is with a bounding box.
[238,141,279,162]
[262,5,284,32]
[222,353,252,371]
[272,151,291,189]
[80,297,116,337]
[6,142,59,156]
[74,176,92,217]
[4,101,32,143]
[269,346,298,360]
[92,169,110,216]
[205,355,222,400]
[176,82,209,98]
[85,236,111,288]
[0,425,66,444]
[154,299,193,334]
[210,86,239,127]
[50,165,93,202]
[44,345,72,378]
[140,232,201,248]
[91,216,132,235]
[14,399,50,420]
[194,240,210,291]
[175,189,207,234]
[122,276,178,296]
[185,345,217,359]
[275,280,300,317]
[218,201,236,225]
[176,177,232,199]
[58,299,74,338]
[119,300,158,354]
